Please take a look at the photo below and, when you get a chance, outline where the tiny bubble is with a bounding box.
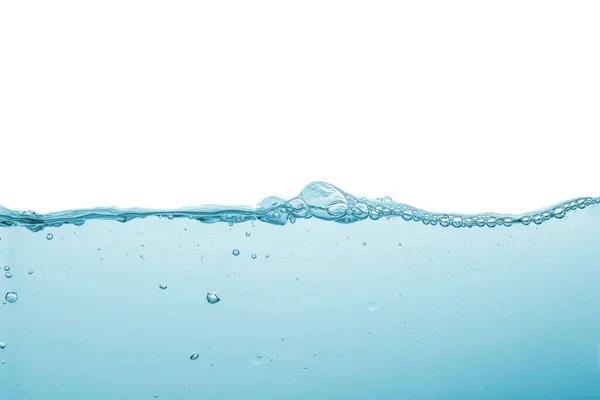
[362,242,367,246]
[28,270,33,275]
[206,292,220,304]
[265,254,270,258]
[232,249,240,256]
[4,272,11,279]
[246,232,251,237]
[3,266,9,271]
[190,353,199,361]
[0,342,5,349]
[159,284,167,290]
[46,233,54,240]
[251,254,257,259]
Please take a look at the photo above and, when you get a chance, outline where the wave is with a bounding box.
[0,182,597,232]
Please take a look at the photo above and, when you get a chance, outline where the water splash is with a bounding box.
[0,182,597,232]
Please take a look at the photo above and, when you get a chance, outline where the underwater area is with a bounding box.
[1,182,600,399]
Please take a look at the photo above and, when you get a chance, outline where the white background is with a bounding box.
[1,1,598,214]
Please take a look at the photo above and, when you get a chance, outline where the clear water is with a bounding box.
[1,182,600,399]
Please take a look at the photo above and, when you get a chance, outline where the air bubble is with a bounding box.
[300,182,349,220]
[352,203,369,218]
[362,242,367,246]
[327,202,348,217]
[28,270,33,275]
[265,254,270,258]
[4,272,11,279]
[0,342,5,349]
[5,292,18,303]
[206,292,220,304]
[190,353,199,361]
[232,249,240,256]
[159,284,167,290]
[553,207,566,218]
[288,198,308,217]
[46,233,54,240]
[245,232,251,237]
[251,254,257,259]
[3,266,9,271]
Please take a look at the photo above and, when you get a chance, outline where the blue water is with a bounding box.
[1,182,600,399]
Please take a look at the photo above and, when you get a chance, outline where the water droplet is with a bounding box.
[245,232,251,237]
[190,353,199,361]
[28,270,33,275]
[206,292,220,304]
[159,284,167,290]
[5,292,18,304]
[3,266,9,271]
[251,254,257,259]
[4,272,11,279]
[0,342,5,349]
[232,249,240,256]
[265,254,270,258]
[46,233,54,240]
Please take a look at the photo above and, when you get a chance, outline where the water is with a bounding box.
[1,181,600,399]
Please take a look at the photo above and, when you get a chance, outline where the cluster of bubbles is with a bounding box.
[251,182,598,228]
[1,182,597,231]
